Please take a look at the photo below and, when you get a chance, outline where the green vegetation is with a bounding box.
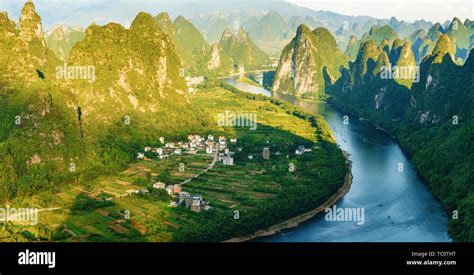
[219,29,272,71]
[245,11,293,57]
[345,35,360,60]
[328,30,474,241]
[273,25,348,99]
[175,82,347,241]
[237,76,263,88]
[0,5,210,206]
[45,26,85,62]
[360,25,399,48]
[0,80,347,242]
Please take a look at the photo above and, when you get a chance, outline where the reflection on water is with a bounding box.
[223,76,450,242]
[223,77,272,97]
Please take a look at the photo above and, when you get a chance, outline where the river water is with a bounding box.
[224,76,450,242]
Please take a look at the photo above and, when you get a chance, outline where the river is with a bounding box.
[224,75,451,242]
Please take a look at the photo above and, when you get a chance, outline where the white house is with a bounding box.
[206,146,213,154]
[191,202,201,212]
[218,153,225,161]
[153,182,166,189]
[144,147,151,152]
[165,185,174,195]
[207,135,214,141]
[137,152,145,160]
[230,138,237,143]
[159,137,165,144]
[192,195,203,205]
[224,156,234,166]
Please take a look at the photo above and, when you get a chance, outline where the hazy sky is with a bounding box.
[288,0,473,23]
[1,0,472,30]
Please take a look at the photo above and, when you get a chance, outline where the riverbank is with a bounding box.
[224,152,353,243]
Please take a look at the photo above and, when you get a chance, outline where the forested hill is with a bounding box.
[0,3,210,203]
[328,33,474,241]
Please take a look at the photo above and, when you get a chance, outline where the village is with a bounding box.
[136,134,238,212]
[135,134,315,213]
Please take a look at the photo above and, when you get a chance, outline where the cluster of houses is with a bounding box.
[185,76,205,94]
[137,134,239,164]
[245,145,310,160]
[295,145,312,155]
[152,182,210,212]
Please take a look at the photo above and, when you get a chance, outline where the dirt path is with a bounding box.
[177,145,219,186]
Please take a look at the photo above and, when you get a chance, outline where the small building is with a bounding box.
[184,196,193,208]
[170,201,178,208]
[159,137,165,144]
[165,185,174,195]
[248,154,254,160]
[179,191,190,202]
[191,202,201,212]
[137,152,145,160]
[218,153,225,162]
[156,148,164,155]
[192,195,203,205]
[206,140,215,146]
[144,147,151,152]
[201,201,211,211]
[224,156,234,166]
[173,185,182,194]
[174,148,182,155]
[224,148,229,154]
[207,135,214,141]
[295,145,311,155]
[230,138,237,143]
[153,182,166,189]
[206,146,213,154]
[263,147,270,160]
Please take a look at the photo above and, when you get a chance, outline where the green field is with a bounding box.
[1,83,347,242]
